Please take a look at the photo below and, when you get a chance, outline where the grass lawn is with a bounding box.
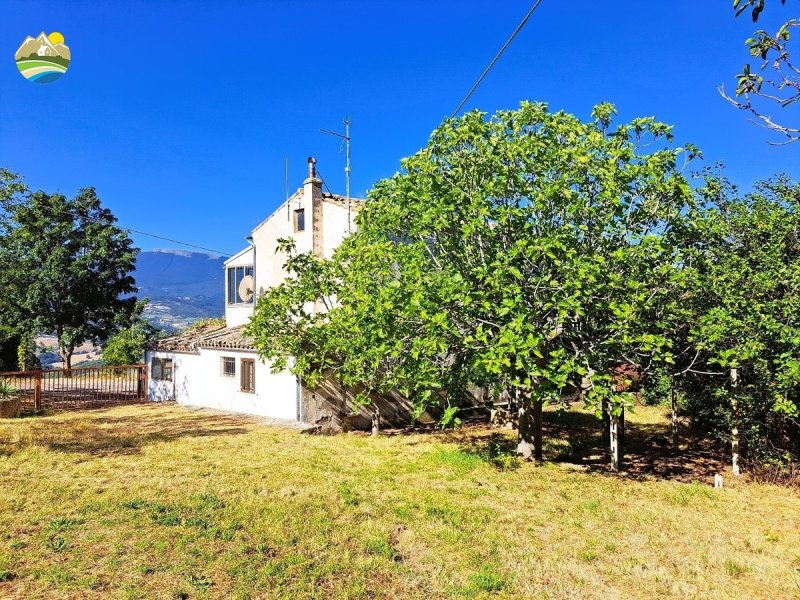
[0,403,798,599]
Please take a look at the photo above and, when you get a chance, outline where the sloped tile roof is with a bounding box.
[150,324,256,353]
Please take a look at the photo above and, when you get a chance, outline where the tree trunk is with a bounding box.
[610,409,623,472]
[533,399,543,461]
[371,404,381,437]
[671,377,679,453]
[339,376,347,423]
[601,398,611,446]
[730,367,741,476]
[509,387,519,430]
[516,392,536,460]
[61,347,73,376]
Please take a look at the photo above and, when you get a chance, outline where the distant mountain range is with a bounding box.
[134,249,227,332]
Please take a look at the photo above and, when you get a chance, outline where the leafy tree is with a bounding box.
[721,0,800,144]
[249,102,698,467]
[103,301,159,365]
[673,175,800,472]
[0,184,139,370]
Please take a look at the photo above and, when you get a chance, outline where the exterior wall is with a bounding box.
[251,191,309,294]
[146,348,298,420]
[321,201,354,259]
[224,246,255,327]
[250,188,358,295]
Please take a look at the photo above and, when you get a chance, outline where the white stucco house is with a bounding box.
[146,157,379,425]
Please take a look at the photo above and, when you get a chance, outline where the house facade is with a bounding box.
[146,158,413,428]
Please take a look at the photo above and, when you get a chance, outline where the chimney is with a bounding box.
[303,156,324,259]
[304,156,321,185]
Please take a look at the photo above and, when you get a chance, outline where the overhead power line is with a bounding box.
[451,0,544,119]
[121,227,233,257]
[8,199,234,257]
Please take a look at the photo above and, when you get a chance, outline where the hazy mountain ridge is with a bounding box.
[134,249,227,331]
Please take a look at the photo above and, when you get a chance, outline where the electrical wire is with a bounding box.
[451,0,544,119]
[4,198,234,256]
[121,227,232,256]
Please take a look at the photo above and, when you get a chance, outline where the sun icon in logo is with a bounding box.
[14,31,71,83]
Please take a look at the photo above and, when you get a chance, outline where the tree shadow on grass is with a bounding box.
[0,404,255,457]
[438,407,729,484]
[541,408,728,483]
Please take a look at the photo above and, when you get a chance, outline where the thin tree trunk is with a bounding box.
[371,404,381,437]
[610,409,623,472]
[601,398,611,446]
[533,399,543,461]
[731,367,741,476]
[509,387,519,430]
[61,347,73,376]
[671,377,679,453]
[339,376,347,425]
[516,390,536,460]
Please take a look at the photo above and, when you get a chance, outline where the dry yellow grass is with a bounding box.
[0,403,798,599]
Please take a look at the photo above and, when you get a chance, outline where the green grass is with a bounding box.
[0,403,798,598]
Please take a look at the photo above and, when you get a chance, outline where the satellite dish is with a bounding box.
[238,275,255,302]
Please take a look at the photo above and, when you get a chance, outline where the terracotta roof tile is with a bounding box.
[149,324,256,353]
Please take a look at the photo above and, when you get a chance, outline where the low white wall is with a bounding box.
[225,305,253,328]
[146,348,298,420]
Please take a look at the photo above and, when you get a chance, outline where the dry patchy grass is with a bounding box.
[0,403,798,599]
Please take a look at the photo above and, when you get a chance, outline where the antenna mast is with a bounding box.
[285,157,290,221]
[321,117,352,233]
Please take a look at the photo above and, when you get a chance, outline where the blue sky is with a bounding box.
[2,0,798,256]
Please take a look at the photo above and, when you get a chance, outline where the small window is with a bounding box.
[151,357,173,381]
[240,358,255,393]
[221,357,235,377]
[294,208,305,232]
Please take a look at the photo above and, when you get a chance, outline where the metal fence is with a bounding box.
[0,365,147,412]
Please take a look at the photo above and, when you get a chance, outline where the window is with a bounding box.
[294,208,305,232]
[227,265,254,304]
[151,357,173,381]
[221,356,235,377]
[240,358,255,393]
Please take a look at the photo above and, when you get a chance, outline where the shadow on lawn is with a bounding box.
[448,407,728,484]
[543,409,727,483]
[0,404,254,457]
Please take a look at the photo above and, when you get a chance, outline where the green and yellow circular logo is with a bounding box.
[15,32,70,84]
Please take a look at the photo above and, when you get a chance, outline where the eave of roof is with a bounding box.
[149,324,257,353]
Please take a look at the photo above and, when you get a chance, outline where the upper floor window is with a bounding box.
[294,208,305,232]
[227,265,254,305]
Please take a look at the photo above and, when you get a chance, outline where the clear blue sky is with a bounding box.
[2,0,798,256]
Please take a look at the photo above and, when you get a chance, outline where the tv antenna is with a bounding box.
[320,117,352,233]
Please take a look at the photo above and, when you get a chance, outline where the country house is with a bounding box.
[146,158,416,429]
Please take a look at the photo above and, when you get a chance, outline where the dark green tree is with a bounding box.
[0,183,139,370]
